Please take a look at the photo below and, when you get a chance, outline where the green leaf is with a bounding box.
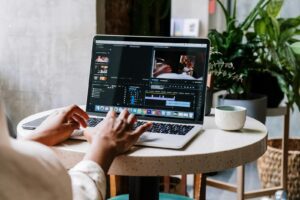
[295,29,300,35]
[216,0,230,27]
[270,16,280,41]
[279,28,296,45]
[241,0,270,31]
[254,18,266,36]
[280,16,300,31]
[232,0,237,19]
[291,42,300,55]
[266,0,284,17]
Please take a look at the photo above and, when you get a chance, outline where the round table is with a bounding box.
[17,108,268,199]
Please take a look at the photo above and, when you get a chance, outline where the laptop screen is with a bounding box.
[86,35,210,124]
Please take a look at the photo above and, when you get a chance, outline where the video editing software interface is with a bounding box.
[86,37,208,123]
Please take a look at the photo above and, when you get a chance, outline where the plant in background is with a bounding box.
[254,0,300,110]
[208,0,269,99]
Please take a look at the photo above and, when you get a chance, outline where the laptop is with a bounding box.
[22,35,210,149]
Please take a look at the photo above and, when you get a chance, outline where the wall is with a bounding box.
[171,0,209,37]
[0,0,96,129]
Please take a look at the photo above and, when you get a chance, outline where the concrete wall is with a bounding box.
[171,0,209,37]
[0,0,96,128]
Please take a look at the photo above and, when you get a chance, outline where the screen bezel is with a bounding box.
[86,35,210,125]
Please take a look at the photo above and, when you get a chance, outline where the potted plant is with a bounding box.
[253,1,300,111]
[253,4,300,198]
[208,0,270,123]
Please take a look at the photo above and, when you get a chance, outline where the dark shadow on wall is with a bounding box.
[98,0,171,36]
[0,74,16,138]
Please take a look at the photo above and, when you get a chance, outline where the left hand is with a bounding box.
[26,105,89,146]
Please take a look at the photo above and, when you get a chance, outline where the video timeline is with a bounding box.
[144,90,194,109]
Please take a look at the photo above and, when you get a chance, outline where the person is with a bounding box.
[156,62,196,80]
[95,55,109,63]
[180,55,195,76]
[152,58,172,77]
[0,103,152,200]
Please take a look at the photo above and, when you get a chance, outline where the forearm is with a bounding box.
[84,136,117,173]
[69,160,106,200]
[20,105,87,146]
[22,130,70,146]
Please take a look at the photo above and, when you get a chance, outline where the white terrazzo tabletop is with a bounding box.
[17,107,267,176]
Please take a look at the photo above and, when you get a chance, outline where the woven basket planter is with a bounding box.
[257,138,300,200]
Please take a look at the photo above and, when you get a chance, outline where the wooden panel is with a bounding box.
[194,174,206,200]
[206,178,237,193]
[163,176,170,192]
[281,107,290,191]
[104,0,132,34]
[96,0,105,34]
[180,175,187,195]
[266,107,287,116]
[244,187,283,199]
[237,165,245,200]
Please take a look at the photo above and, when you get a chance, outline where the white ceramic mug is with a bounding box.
[215,105,247,131]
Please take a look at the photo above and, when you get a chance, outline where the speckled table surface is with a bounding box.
[18,108,267,176]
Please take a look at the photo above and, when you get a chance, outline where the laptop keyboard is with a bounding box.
[137,121,194,135]
[87,117,104,127]
[87,117,194,135]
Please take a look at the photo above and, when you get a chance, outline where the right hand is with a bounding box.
[83,109,152,172]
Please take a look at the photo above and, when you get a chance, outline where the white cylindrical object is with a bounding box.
[215,105,247,131]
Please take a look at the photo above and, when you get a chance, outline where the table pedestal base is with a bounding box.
[129,177,160,200]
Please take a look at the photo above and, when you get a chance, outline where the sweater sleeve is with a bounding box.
[68,160,106,200]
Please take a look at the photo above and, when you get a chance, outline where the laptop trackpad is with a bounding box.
[138,133,160,142]
[136,132,194,149]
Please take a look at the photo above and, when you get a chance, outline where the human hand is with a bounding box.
[153,64,172,77]
[26,105,89,146]
[84,109,152,172]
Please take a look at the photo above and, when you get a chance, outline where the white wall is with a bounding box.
[0,0,96,128]
[171,0,209,37]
